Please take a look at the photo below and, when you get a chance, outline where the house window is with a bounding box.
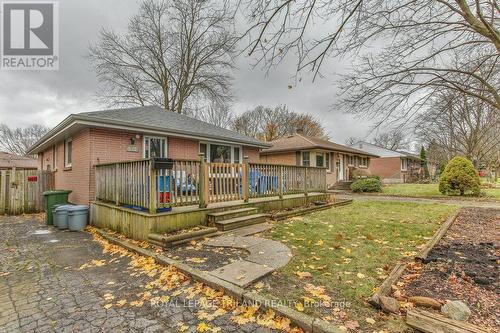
[199,143,208,161]
[359,157,368,167]
[401,158,408,171]
[210,144,231,163]
[326,153,330,171]
[233,147,240,164]
[64,138,72,167]
[302,151,310,166]
[53,145,57,170]
[316,153,324,167]
[200,142,242,163]
[144,136,166,158]
[347,155,354,166]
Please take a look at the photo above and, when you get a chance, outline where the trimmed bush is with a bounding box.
[439,157,480,196]
[350,178,382,193]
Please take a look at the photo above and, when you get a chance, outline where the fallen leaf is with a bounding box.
[365,317,376,324]
[103,303,113,309]
[296,271,313,279]
[295,302,305,312]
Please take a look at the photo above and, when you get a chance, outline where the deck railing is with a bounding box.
[95,155,326,213]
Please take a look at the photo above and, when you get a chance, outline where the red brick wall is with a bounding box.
[368,157,402,181]
[168,137,199,160]
[243,147,261,163]
[260,152,297,165]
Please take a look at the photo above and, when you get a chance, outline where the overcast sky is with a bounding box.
[0,0,374,144]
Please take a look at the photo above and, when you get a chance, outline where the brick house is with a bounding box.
[27,106,269,204]
[259,134,378,187]
[350,142,423,183]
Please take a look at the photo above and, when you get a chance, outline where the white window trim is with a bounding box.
[401,158,408,171]
[199,141,243,163]
[359,156,368,168]
[64,138,72,168]
[301,151,311,166]
[53,144,58,170]
[143,136,168,158]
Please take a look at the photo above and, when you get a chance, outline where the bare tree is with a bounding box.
[240,0,499,123]
[416,90,500,168]
[192,101,234,129]
[89,0,236,113]
[232,105,326,141]
[0,124,50,156]
[345,137,361,146]
[372,130,411,151]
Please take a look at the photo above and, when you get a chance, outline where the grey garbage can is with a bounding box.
[52,204,64,228]
[55,205,72,230]
[67,205,89,231]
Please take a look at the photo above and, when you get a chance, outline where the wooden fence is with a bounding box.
[95,156,326,213]
[0,168,54,215]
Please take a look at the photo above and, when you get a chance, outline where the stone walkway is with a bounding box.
[204,235,292,288]
[0,215,277,333]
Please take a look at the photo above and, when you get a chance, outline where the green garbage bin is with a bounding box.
[43,190,72,225]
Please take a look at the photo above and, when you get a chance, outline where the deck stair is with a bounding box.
[207,207,270,231]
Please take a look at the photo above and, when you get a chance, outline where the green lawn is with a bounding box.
[261,201,458,332]
[381,183,500,200]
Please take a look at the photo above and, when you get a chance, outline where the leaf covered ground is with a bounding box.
[258,200,458,332]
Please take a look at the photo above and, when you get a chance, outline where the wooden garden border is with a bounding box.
[406,309,489,333]
[369,210,460,308]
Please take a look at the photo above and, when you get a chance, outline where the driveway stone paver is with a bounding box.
[0,215,278,333]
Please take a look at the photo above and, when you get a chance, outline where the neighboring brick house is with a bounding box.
[259,134,378,187]
[350,142,423,183]
[27,106,269,204]
[0,151,37,170]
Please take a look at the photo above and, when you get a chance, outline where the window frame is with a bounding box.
[401,158,408,171]
[359,156,368,167]
[199,141,243,163]
[64,138,72,168]
[143,136,167,159]
[301,151,310,166]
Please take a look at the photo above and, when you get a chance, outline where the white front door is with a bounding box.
[338,154,345,181]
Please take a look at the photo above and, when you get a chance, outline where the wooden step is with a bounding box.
[214,213,270,231]
[207,207,258,224]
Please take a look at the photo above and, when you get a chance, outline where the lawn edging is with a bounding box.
[415,211,460,261]
[369,210,460,308]
[93,227,344,333]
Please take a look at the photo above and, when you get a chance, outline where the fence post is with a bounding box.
[304,167,308,197]
[198,153,207,208]
[114,163,119,205]
[148,160,157,214]
[278,165,284,199]
[242,156,249,203]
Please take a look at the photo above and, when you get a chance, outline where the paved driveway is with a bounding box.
[0,215,274,333]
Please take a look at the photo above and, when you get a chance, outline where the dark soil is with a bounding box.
[162,241,248,271]
[398,207,500,330]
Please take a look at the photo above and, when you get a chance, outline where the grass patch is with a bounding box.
[381,183,499,200]
[261,201,458,331]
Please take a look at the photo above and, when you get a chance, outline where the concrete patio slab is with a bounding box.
[225,223,273,237]
[204,235,267,249]
[209,260,274,287]
[245,242,292,269]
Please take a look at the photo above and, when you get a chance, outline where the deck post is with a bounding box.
[278,165,284,199]
[148,160,157,214]
[243,156,249,203]
[198,153,207,208]
[304,167,308,197]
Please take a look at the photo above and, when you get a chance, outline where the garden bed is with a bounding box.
[394,207,499,331]
[256,200,458,332]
